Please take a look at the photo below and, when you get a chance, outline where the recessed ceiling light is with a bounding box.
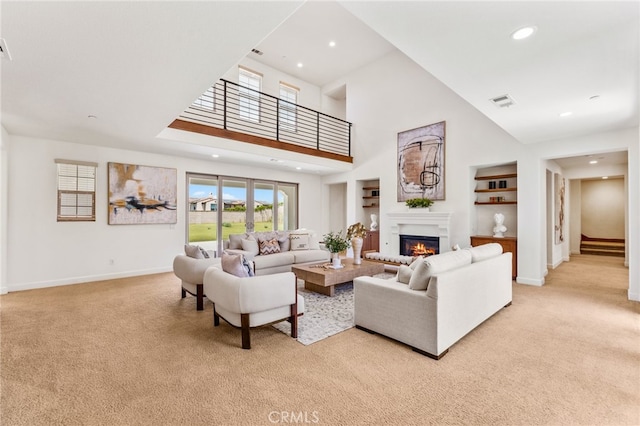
[329,41,336,47]
[297,63,303,68]
[295,167,302,170]
[511,26,537,40]
[559,111,573,117]
[589,160,598,164]
[211,154,219,158]
[602,176,609,180]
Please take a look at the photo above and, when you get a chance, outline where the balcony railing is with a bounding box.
[172,79,352,159]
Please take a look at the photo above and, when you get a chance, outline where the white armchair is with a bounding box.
[173,254,221,311]
[203,267,304,349]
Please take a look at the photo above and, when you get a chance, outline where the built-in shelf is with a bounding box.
[363,185,380,208]
[474,201,517,205]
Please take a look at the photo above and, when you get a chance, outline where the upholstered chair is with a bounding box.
[173,255,221,310]
[203,267,304,349]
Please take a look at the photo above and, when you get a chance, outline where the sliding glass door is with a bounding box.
[187,173,298,255]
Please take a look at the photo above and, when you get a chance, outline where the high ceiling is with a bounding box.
[1,1,637,174]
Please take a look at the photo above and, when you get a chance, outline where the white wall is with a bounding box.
[5,135,323,291]
[0,126,9,294]
[581,179,625,239]
[321,50,525,259]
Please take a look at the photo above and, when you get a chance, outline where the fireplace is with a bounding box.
[400,234,439,257]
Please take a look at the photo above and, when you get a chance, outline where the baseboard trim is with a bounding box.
[515,277,545,286]
[5,267,173,293]
[628,291,640,302]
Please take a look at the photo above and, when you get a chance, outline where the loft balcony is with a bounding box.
[169,79,352,163]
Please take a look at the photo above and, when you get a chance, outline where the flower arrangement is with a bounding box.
[405,197,434,208]
[346,222,367,239]
[323,230,351,253]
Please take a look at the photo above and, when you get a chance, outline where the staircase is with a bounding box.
[580,234,625,257]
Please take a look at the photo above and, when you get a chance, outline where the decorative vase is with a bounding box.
[351,237,363,265]
[331,252,342,268]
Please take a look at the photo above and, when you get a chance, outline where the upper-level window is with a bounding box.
[239,67,261,122]
[56,159,97,222]
[193,86,215,111]
[279,83,298,132]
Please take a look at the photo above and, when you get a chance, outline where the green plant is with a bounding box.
[346,222,367,239]
[323,230,351,253]
[405,197,433,208]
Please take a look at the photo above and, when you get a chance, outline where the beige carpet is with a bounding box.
[1,255,638,425]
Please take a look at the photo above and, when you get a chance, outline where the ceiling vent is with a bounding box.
[0,38,12,61]
[251,48,264,56]
[490,94,516,108]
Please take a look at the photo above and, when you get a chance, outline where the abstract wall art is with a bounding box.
[397,121,446,202]
[108,162,177,225]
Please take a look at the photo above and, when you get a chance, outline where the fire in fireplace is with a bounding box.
[399,234,439,257]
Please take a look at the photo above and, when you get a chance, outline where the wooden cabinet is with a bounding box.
[474,173,517,205]
[362,230,379,256]
[470,235,517,279]
[363,186,380,208]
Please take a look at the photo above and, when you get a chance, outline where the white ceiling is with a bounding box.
[1,1,637,174]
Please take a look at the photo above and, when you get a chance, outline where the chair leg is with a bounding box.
[181,287,186,298]
[213,304,220,326]
[196,284,204,311]
[290,303,298,339]
[241,314,251,349]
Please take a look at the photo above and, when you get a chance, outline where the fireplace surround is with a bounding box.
[387,211,452,256]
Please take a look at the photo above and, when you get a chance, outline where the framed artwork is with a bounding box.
[397,121,446,202]
[554,172,565,244]
[108,162,177,225]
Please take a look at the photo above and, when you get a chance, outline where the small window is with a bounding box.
[193,86,215,110]
[279,83,298,132]
[56,159,97,222]
[239,67,262,122]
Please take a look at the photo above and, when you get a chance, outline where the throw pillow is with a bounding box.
[290,233,310,251]
[221,252,250,277]
[397,265,413,284]
[408,250,473,290]
[466,243,503,263]
[241,237,260,256]
[184,244,209,259]
[277,231,291,252]
[409,255,424,270]
[228,234,246,250]
[259,238,281,255]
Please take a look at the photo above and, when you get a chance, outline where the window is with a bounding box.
[279,83,298,132]
[56,159,97,221]
[238,67,261,122]
[193,86,215,110]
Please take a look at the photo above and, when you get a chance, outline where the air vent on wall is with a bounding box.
[251,48,264,56]
[490,94,516,108]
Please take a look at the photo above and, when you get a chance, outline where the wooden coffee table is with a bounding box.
[292,258,385,296]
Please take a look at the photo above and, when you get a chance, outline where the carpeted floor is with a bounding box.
[1,254,638,425]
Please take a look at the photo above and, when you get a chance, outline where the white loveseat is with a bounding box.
[353,243,512,359]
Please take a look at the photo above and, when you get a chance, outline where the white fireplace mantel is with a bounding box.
[387,210,452,255]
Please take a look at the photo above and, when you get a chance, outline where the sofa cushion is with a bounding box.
[259,238,281,255]
[292,249,330,264]
[467,243,503,263]
[253,252,295,270]
[184,244,209,259]
[397,265,413,284]
[221,252,251,277]
[408,250,472,290]
[241,236,260,256]
[228,233,247,250]
[290,233,310,250]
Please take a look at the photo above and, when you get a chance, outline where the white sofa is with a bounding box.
[353,244,512,359]
[224,230,330,275]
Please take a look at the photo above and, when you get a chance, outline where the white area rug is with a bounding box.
[273,273,395,345]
